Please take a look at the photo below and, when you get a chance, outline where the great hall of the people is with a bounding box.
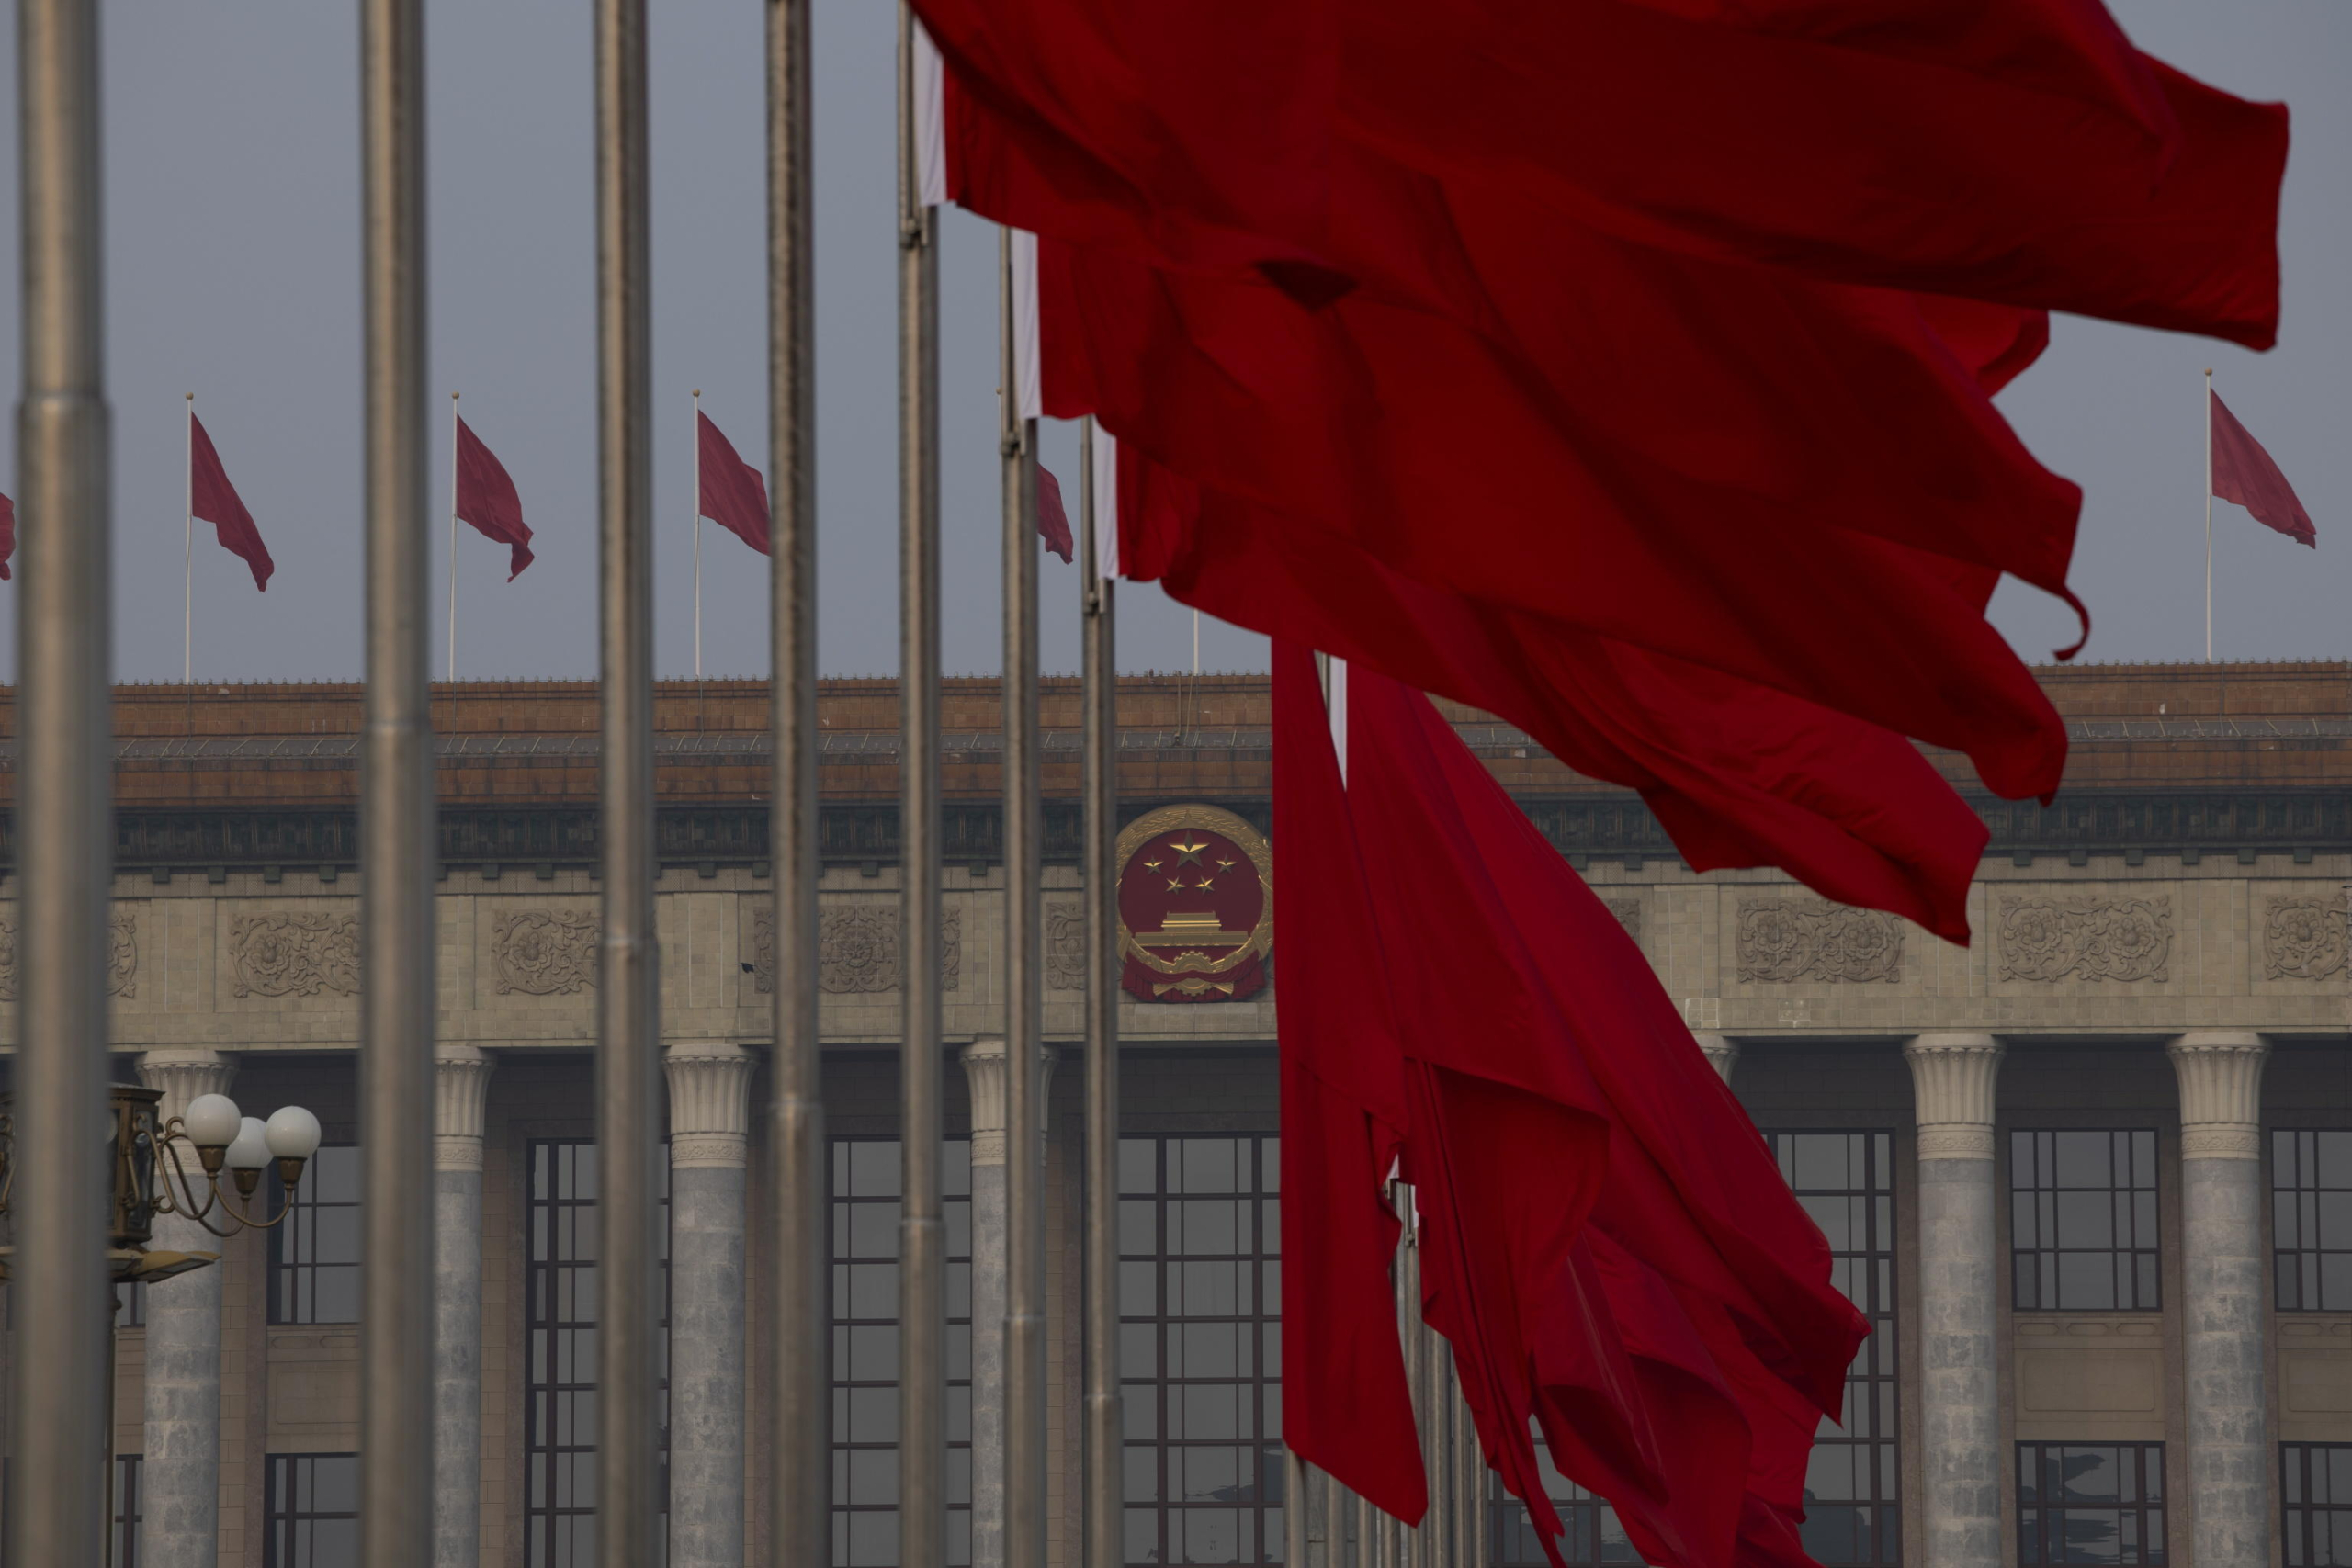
[13,659,2352,1568]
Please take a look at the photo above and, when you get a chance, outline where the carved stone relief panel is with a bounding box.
[1997,895,2172,983]
[1046,902,1084,991]
[491,908,598,996]
[0,911,138,1000]
[1735,898,1903,984]
[2265,894,2348,981]
[1605,898,1642,948]
[231,912,361,998]
[754,903,962,995]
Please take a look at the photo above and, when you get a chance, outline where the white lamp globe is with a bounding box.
[265,1105,322,1161]
[183,1093,243,1147]
[224,1117,272,1172]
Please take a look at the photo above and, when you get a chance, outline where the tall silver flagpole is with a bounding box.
[448,390,459,682]
[693,388,704,680]
[356,0,438,1562]
[898,8,947,1567]
[1001,227,1049,1568]
[1079,416,1125,1568]
[592,0,662,1563]
[183,393,194,682]
[2204,367,2214,664]
[768,0,829,1557]
[12,0,112,1561]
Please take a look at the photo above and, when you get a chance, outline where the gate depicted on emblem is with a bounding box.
[1114,803,1272,1002]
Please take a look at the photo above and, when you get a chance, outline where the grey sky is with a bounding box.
[0,1,2342,688]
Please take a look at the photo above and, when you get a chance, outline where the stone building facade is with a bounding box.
[7,662,2351,1568]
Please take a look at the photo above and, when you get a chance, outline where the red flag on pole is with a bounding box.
[2211,389,2316,547]
[455,416,536,579]
[697,411,771,555]
[0,491,13,581]
[189,414,274,591]
[1035,463,1074,562]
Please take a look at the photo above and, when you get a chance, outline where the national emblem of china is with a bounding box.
[1114,803,1273,1002]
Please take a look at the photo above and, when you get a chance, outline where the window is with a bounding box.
[266,1453,359,1568]
[116,1280,145,1327]
[2285,1444,2352,1566]
[269,1145,361,1325]
[1770,1131,1900,1567]
[1120,1134,1284,1567]
[2017,1443,2165,1565]
[829,1137,975,1567]
[2011,1131,2161,1312]
[2276,1133,2352,1310]
[523,1141,670,1568]
[113,1455,141,1568]
[1491,1444,1639,1567]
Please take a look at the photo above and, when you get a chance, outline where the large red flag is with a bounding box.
[189,413,274,592]
[697,411,771,555]
[455,415,536,579]
[0,492,13,581]
[2211,389,2317,547]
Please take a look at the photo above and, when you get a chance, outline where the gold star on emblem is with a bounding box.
[1194,877,1215,890]
[1143,859,1163,871]
[1216,858,1237,871]
[1169,836,1211,865]
[1166,877,1183,892]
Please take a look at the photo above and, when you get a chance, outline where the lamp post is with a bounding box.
[0,1082,323,1564]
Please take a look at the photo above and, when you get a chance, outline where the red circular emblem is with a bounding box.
[1114,804,1273,1003]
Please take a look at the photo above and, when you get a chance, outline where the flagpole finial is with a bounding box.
[185,392,193,401]
[694,389,702,399]
[452,390,459,401]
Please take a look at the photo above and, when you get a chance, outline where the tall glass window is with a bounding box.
[524,1140,668,1568]
[2017,1443,2165,1565]
[113,1454,141,1568]
[265,1453,359,1568]
[1490,1445,1639,1567]
[2275,1132,2352,1310]
[2011,1131,2161,1312]
[1770,1130,1900,1568]
[2284,1443,2352,1566]
[1120,1134,1285,1567]
[269,1144,362,1325]
[828,1137,975,1567]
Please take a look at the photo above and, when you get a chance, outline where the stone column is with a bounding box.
[434,1046,495,1568]
[1692,1033,1739,1085]
[664,1042,756,1568]
[2168,1031,2271,1568]
[138,1048,238,1568]
[1904,1033,2005,1568]
[962,1036,1057,1568]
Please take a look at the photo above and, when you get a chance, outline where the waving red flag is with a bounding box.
[0,492,13,581]
[455,414,536,579]
[189,413,274,592]
[2211,389,2317,547]
[697,411,771,555]
[1035,463,1074,562]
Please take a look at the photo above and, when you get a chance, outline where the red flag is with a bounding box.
[2211,389,2316,547]
[697,411,771,555]
[1035,463,1074,562]
[0,492,13,581]
[455,415,535,579]
[190,413,274,592]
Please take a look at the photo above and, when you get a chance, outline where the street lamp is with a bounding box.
[0,1081,323,1564]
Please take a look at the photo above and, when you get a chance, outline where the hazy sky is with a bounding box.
[0,1,2343,687]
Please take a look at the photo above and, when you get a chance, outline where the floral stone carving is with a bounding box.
[1736,899,1903,984]
[1046,902,1085,990]
[755,904,962,995]
[0,911,138,1000]
[492,908,598,995]
[820,908,899,994]
[231,912,361,998]
[1606,899,1642,947]
[1997,895,2172,983]
[2265,894,2348,981]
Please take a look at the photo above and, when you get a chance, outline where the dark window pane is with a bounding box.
[2017,1445,2165,1567]
[2014,1131,2161,1312]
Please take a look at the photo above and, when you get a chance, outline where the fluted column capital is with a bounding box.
[1691,1034,1738,1085]
[665,1042,755,1169]
[961,1035,1057,1168]
[1905,1032,2004,1160]
[2169,1031,2269,1161]
[435,1045,496,1172]
[139,1047,238,1124]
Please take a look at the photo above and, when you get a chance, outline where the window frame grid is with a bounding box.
[828,1135,978,1568]
[1767,1129,1902,1568]
[2010,1130,2163,1313]
[1118,1132,1284,1568]
[113,1453,141,1568]
[264,1452,360,1568]
[2284,1441,2352,1567]
[1488,1450,1639,1568]
[2016,1442,2166,1566]
[2274,1131,2352,1312]
[267,1143,363,1326]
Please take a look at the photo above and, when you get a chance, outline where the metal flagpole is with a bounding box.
[1459,1373,1487,1568]
[898,8,947,1565]
[357,0,437,1563]
[2204,367,2214,663]
[693,388,704,680]
[184,392,194,682]
[13,0,114,1560]
[592,1,662,1564]
[1079,415,1125,1568]
[1001,225,1049,1568]
[449,391,459,682]
[769,0,830,1556]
